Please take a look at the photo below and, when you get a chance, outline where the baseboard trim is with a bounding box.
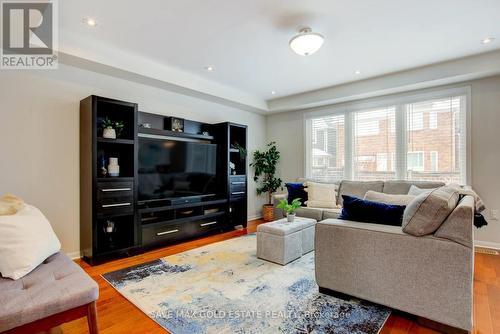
[66,251,82,260]
[248,214,262,221]
[474,241,500,250]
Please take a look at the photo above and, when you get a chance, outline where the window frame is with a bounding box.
[304,86,471,184]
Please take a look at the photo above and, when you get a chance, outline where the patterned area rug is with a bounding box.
[103,234,390,334]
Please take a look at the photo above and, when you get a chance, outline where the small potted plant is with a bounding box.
[277,198,302,223]
[102,118,124,139]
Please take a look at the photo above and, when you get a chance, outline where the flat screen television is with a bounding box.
[138,137,217,202]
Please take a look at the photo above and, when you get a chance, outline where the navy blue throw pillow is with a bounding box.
[285,182,308,207]
[339,195,406,226]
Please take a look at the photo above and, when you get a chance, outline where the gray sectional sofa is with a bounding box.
[273,179,473,332]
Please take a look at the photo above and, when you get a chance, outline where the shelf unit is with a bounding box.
[80,101,249,265]
[80,95,139,265]
[214,122,248,228]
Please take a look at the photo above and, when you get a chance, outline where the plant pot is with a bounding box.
[262,204,274,222]
[286,213,296,223]
[103,128,116,139]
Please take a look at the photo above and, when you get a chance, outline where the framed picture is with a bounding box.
[165,117,184,132]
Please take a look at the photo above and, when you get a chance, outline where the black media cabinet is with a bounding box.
[80,96,248,265]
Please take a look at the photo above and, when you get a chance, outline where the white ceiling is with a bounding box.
[60,0,500,107]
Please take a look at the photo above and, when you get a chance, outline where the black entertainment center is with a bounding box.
[80,95,248,265]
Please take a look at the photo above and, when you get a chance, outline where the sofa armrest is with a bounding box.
[273,193,287,219]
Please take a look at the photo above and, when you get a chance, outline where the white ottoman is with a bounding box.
[256,217,316,265]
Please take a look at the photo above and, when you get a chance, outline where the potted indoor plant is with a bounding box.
[277,198,302,223]
[250,141,282,221]
[102,118,124,139]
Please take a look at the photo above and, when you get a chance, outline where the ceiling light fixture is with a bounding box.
[481,37,495,44]
[83,17,97,27]
[271,91,276,95]
[354,70,361,75]
[289,28,324,56]
[204,65,214,72]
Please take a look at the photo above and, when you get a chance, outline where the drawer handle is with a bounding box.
[101,188,131,192]
[156,229,179,236]
[231,182,245,185]
[231,191,245,195]
[200,221,217,227]
[102,202,131,208]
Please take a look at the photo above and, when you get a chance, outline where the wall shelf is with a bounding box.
[97,138,135,145]
[138,127,214,141]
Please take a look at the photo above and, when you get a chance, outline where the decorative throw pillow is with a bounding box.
[0,204,61,279]
[402,186,460,236]
[285,183,308,206]
[337,180,384,206]
[339,195,406,226]
[305,182,336,209]
[0,193,25,216]
[364,190,415,206]
[407,185,436,196]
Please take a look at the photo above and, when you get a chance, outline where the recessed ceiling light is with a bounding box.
[83,17,97,27]
[271,91,276,95]
[481,37,495,44]
[354,70,361,75]
[289,28,324,56]
[204,65,214,72]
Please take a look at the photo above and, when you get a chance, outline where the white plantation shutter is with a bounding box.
[305,87,468,185]
[307,114,345,182]
[353,107,397,181]
[405,96,465,183]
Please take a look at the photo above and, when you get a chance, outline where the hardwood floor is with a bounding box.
[60,219,500,334]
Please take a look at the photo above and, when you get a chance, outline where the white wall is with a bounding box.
[267,75,500,247]
[0,64,267,257]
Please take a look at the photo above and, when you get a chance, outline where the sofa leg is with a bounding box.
[87,301,99,334]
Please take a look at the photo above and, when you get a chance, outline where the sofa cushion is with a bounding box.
[0,252,99,332]
[364,190,415,206]
[285,183,308,206]
[339,195,406,226]
[403,186,460,236]
[322,208,342,220]
[337,180,384,206]
[383,180,445,195]
[305,182,336,208]
[295,207,324,221]
[407,184,437,196]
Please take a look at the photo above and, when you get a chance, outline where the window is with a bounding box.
[353,107,396,180]
[430,151,439,172]
[307,115,345,182]
[429,111,438,129]
[305,88,468,184]
[406,96,463,183]
[407,151,424,171]
[377,153,388,171]
[407,110,423,131]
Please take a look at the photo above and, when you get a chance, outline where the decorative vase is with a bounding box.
[103,128,116,139]
[286,213,295,223]
[108,157,120,177]
[263,204,274,222]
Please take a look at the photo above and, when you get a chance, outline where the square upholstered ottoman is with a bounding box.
[256,217,316,265]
